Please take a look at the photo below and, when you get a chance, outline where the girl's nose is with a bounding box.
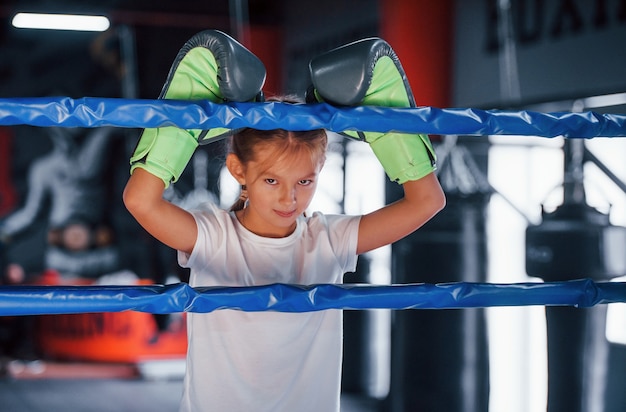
[279,186,296,205]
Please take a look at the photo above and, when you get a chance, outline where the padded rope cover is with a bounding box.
[1,279,625,316]
[1,97,625,138]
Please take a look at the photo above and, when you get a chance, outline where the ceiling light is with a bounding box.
[12,12,110,32]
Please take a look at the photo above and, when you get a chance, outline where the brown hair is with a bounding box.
[228,128,328,211]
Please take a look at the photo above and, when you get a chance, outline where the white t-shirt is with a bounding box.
[178,202,361,412]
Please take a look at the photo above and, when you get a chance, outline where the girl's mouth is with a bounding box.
[274,209,296,218]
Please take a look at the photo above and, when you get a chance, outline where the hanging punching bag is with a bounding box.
[525,139,626,412]
[386,191,491,412]
[526,201,626,412]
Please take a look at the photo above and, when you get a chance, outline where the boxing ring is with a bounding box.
[1,96,626,316]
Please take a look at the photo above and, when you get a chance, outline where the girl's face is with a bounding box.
[232,145,323,238]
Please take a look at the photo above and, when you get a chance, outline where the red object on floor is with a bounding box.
[34,272,187,364]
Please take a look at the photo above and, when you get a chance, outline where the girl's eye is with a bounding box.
[265,178,277,185]
[299,179,313,186]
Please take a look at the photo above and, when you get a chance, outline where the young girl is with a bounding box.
[124,30,445,412]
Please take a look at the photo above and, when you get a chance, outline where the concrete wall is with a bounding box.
[453,0,626,108]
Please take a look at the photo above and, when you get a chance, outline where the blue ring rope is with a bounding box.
[1,97,625,138]
[2,99,626,315]
[1,280,625,315]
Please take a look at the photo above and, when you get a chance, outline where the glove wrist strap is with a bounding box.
[370,133,436,184]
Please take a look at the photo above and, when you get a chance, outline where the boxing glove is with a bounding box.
[307,38,436,184]
[130,29,266,187]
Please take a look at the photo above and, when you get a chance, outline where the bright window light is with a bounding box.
[12,12,110,32]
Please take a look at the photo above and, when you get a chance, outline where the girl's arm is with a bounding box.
[123,168,197,255]
[357,172,445,255]
[306,38,447,255]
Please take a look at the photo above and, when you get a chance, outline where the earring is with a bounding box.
[239,185,248,202]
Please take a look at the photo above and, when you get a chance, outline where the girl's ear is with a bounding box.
[226,153,246,185]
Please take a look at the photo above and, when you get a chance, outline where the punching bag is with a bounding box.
[526,201,626,412]
[525,139,626,412]
[342,255,376,396]
[386,192,491,412]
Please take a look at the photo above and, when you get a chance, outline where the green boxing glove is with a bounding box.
[307,38,436,184]
[130,30,266,187]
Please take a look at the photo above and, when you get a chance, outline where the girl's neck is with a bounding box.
[235,208,297,238]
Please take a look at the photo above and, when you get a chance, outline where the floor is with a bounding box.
[0,360,381,412]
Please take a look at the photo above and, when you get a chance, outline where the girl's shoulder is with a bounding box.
[303,212,361,265]
[189,201,236,232]
[304,211,361,234]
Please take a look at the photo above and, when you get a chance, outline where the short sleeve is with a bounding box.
[177,203,230,272]
[310,212,361,274]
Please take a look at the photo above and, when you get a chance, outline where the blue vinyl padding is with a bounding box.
[1,279,625,316]
[0,97,625,138]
